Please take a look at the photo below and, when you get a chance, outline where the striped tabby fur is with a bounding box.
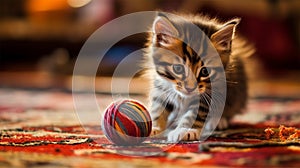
[143,13,250,142]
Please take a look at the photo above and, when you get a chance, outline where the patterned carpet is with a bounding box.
[0,88,300,167]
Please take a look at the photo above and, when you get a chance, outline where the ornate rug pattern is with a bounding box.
[0,88,300,167]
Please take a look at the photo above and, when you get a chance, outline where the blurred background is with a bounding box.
[0,0,299,96]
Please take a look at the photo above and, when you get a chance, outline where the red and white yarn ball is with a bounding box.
[101,99,152,145]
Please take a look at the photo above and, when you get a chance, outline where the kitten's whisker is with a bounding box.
[226,81,239,85]
[202,89,225,113]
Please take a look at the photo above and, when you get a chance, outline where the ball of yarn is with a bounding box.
[101,99,152,145]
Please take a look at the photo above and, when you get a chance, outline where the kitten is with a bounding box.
[143,13,250,142]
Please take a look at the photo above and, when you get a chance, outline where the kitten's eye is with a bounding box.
[200,67,209,77]
[172,64,184,74]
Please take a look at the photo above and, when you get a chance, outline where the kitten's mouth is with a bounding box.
[174,85,198,97]
[179,89,198,97]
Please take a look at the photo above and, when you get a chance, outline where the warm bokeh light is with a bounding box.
[27,0,69,12]
[67,0,92,8]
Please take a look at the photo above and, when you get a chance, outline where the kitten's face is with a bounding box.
[153,41,210,97]
[150,14,238,97]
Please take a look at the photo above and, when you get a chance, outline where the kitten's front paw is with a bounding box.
[150,127,163,138]
[167,128,200,142]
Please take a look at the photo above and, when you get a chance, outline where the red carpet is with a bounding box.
[0,88,300,167]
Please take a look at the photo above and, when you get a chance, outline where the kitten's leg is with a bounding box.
[167,108,204,142]
[150,104,170,137]
[204,117,229,132]
[217,117,229,130]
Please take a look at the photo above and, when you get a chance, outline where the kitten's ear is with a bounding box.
[153,16,179,47]
[211,18,240,51]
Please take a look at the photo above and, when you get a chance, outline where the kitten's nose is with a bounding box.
[185,86,196,93]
